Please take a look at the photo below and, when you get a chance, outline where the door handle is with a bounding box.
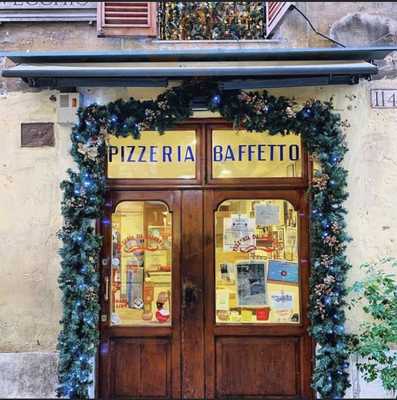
[104,276,109,302]
[182,281,200,308]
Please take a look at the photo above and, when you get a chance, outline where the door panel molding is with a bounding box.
[181,190,205,398]
[99,190,182,399]
[204,189,313,399]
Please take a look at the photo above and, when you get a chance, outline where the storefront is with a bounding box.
[1,46,395,399]
[101,121,310,398]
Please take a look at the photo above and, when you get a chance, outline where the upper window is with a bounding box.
[97,1,157,37]
[97,1,291,39]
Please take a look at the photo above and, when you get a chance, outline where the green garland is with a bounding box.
[58,81,351,399]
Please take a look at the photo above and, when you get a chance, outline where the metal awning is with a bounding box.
[1,46,396,89]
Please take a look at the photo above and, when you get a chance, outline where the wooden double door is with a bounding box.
[99,188,313,399]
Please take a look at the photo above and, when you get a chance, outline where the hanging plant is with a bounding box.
[58,80,351,399]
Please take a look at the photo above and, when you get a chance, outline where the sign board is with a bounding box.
[370,89,397,109]
[0,2,96,22]
[107,130,197,180]
[107,129,302,180]
[212,130,302,178]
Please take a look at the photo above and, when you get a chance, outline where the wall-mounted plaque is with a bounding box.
[21,122,54,147]
[370,89,397,109]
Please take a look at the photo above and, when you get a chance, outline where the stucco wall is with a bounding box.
[0,90,67,352]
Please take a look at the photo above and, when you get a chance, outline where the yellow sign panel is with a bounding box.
[212,130,302,178]
[107,130,196,179]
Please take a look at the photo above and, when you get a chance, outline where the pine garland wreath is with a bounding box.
[58,81,351,398]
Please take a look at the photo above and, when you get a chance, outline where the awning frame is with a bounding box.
[1,46,396,89]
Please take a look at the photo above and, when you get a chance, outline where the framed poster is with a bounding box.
[236,261,268,307]
[223,214,256,252]
[267,260,299,284]
[255,203,280,226]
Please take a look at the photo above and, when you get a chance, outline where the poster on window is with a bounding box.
[255,204,280,226]
[270,291,294,310]
[223,214,256,252]
[236,261,267,307]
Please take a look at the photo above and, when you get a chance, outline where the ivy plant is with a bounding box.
[348,257,397,393]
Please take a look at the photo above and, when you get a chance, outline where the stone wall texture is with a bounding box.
[0,1,397,398]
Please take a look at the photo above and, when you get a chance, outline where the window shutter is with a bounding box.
[97,2,157,37]
[265,2,291,38]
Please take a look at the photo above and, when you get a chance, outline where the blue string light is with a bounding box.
[302,107,313,118]
[210,94,221,107]
[324,296,332,305]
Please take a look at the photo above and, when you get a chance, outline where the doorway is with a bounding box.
[98,122,313,399]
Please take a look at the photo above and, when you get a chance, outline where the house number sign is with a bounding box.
[370,89,397,108]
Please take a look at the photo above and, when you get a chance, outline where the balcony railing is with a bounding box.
[158,2,267,40]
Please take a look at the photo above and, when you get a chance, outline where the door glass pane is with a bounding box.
[215,199,300,324]
[111,201,172,326]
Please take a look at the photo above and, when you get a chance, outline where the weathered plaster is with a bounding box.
[0,352,57,398]
[0,90,73,353]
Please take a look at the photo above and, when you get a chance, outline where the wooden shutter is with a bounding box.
[266,2,291,38]
[97,2,157,37]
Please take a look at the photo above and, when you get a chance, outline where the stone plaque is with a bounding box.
[0,2,96,22]
[21,123,54,147]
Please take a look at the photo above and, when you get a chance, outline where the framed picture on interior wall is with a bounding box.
[236,261,268,307]
[285,227,297,260]
[272,228,285,258]
[284,202,297,228]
